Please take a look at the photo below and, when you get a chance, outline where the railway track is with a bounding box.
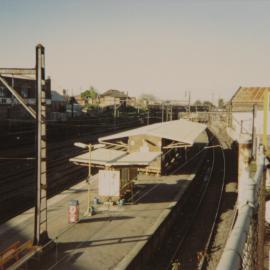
[0,118,150,223]
[143,131,228,270]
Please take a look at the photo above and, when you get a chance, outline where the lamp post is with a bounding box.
[74,142,104,215]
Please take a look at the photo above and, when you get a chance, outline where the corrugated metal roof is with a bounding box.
[69,148,127,165]
[231,87,270,103]
[99,119,206,145]
[109,151,161,166]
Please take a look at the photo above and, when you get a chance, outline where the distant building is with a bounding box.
[229,87,270,135]
[0,75,51,119]
[51,90,66,112]
[230,87,270,112]
[74,95,86,106]
[99,89,135,108]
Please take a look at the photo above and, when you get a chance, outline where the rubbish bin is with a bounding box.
[68,200,79,223]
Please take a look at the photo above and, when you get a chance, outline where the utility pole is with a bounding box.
[161,103,164,122]
[35,44,49,244]
[263,90,269,152]
[252,104,257,159]
[114,98,117,129]
[188,91,191,114]
[0,44,49,245]
[147,110,150,125]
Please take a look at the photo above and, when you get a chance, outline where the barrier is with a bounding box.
[217,146,265,270]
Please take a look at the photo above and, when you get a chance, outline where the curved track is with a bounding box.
[144,131,229,270]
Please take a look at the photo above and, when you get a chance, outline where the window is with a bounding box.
[0,87,5,97]
[21,87,28,98]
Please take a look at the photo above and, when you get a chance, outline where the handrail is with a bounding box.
[216,147,265,270]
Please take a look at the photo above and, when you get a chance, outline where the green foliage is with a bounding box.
[193,100,202,106]
[218,98,225,108]
[140,94,157,102]
[81,86,98,101]
[203,101,215,108]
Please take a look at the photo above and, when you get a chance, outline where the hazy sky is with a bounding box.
[1,0,270,103]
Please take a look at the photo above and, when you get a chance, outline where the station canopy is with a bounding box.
[70,148,127,166]
[99,119,206,146]
[70,119,206,167]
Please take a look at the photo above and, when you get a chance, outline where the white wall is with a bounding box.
[232,111,270,135]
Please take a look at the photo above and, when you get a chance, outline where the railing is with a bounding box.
[217,146,265,270]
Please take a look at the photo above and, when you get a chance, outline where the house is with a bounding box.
[51,90,66,112]
[230,87,270,112]
[74,95,86,106]
[229,87,270,135]
[0,75,51,119]
[99,89,135,108]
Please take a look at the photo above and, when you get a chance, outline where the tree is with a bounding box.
[81,86,98,102]
[203,101,215,109]
[218,98,225,108]
[193,100,202,106]
[139,94,157,102]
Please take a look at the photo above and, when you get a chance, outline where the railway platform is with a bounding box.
[0,166,202,270]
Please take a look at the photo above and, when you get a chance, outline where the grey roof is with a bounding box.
[110,151,161,166]
[99,119,207,145]
[69,148,127,165]
[51,90,65,101]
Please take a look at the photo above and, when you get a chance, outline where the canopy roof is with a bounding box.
[109,151,161,166]
[70,148,126,165]
[99,119,206,145]
[70,148,161,167]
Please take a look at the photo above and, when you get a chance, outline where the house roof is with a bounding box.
[99,119,207,145]
[100,89,128,98]
[231,87,270,104]
[51,90,65,101]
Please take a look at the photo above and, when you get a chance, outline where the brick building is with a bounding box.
[0,75,51,119]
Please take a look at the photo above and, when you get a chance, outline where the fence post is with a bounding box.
[257,145,266,270]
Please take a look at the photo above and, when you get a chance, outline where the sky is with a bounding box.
[1,0,270,103]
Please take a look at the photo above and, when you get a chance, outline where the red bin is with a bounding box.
[68,200,79,223]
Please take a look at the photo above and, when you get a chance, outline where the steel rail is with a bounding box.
[166,146,216,270]
[197,142,226,270]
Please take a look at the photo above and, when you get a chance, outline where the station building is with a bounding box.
[229,87,270,135]
[70,119,207,202]
[0,75,51,119]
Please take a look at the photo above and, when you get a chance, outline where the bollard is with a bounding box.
[68,200,79,223]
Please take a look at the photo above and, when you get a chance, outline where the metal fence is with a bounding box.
[217,146,265,270]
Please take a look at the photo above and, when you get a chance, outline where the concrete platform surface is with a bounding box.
[0,173,196,270]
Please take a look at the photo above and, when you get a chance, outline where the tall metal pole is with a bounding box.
[86,144,92,214]
[161,103,164,122]
[114,98,116,129]
[251,104,257,160]
[34,44,49,245]
[263,90,269,152]
[188,91,191,114]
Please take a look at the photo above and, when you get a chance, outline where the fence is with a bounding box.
[217,146,266,270]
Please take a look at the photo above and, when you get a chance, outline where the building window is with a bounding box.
[0,87,5,97]
[21,87,28,98]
